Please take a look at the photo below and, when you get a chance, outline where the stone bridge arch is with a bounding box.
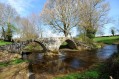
[59,38,78,50]
[33,41,47,52]
[20,40,48,53]
[35,37,78,52]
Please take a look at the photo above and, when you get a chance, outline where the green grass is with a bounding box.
[93,36,119,44]
[0,40,12,46]
[0,59,28,67]
[55,68,100,79]
[0,62,9,67]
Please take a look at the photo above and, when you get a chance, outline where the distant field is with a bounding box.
[93,36,119,44]
[0,40,12,46]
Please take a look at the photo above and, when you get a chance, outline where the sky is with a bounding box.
[104,0,119,36]
[0,0,119,37]
[0,0,46,17]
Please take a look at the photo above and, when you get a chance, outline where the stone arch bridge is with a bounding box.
[0,37,79,53]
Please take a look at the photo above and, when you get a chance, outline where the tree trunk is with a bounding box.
[64,30,68,37]
[64,25,69,37]
[2,27,6,41]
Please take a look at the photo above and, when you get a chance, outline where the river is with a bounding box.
[23,45,118,79]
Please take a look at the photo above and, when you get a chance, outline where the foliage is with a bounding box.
[0,3,18,41]
[5,23,13,41]
[86,29,96,39]
[75,35,96,49]
[111,29,115,36]
[1,23,18,42]
[75,34,86,42]
[110,27,116,36]
[93,36,119,44]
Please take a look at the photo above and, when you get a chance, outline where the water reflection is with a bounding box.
[26,52,97,74]
[23,45,118,75]
[70,58,83,69]
[97,45,117,60]
[22,54,28,60]
[37,54,43,60]
[30,56,86,74]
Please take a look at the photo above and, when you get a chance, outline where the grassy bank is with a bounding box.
[0,40,12,46]
[0,58,28,67]
[54,63,102,79]
[0,51,28,67]
[54,66,100,79]
[93,36,119,44]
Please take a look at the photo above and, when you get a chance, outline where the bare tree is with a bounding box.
[0,3,17,27]
[16,17,39,40]
[0,3,17,40]
[78,0,110,39]
[40,0,79,37]
[30,14,44,38]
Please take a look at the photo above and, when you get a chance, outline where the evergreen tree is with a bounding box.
[5,23,13,41]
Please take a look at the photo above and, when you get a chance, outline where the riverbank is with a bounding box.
[0,38,119,79]
[55,47,119,79]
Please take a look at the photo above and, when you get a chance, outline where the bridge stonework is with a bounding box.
[35,37,77,51]
[0,37,78,53]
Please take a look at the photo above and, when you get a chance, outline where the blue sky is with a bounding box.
[107,0,119,18]
[0,0,46,17]
[0,0,119,36]
[103,0,119,36]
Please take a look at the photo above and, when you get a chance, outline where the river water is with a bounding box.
[24,45,118,78]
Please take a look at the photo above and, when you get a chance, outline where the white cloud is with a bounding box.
[0,0,36,17]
